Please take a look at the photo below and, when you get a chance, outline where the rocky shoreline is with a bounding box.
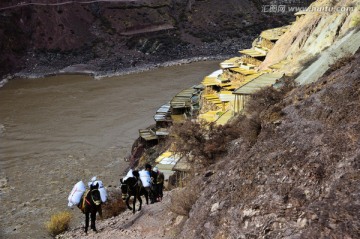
[15,55,230,79]
[0,53,233,89]
[0,35,247,85]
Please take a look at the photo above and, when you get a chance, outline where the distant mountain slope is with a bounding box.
[0,0,311,78]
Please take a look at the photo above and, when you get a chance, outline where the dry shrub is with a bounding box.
[205,121,246,157]
[169,178,202,216]
[245,78,295,122]
[170,120,207,159]
[101,189,127,219]
[170,120,244,163]
[246,84,288,117]
[45,211,72,236]
[170,80,295,164]
[227,79,295,144]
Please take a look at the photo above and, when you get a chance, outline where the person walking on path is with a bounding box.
[153,167,164,202]
[145,164,157,203]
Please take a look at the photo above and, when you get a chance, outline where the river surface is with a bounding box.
[0,61,220,239]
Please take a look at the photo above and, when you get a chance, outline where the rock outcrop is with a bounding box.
[260,0,360,80]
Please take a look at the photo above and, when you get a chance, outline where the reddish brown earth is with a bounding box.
[176,51,360,239]
[0,0,311,78]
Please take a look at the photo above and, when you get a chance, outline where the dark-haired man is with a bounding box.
[145,164,157,203]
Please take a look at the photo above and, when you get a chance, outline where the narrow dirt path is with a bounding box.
[59,191,184,239]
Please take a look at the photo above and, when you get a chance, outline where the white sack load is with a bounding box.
[123,169,134,181]
[88,176,97,187]
[89,179,107,203]
[68,180,86,207]
[139,170,151,187]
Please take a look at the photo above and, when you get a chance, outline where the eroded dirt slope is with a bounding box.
[178,51,360,239]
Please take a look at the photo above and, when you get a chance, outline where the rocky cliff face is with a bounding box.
[260,0,360,79]
[0,0,302,78]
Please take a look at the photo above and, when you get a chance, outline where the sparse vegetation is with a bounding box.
[169,177,202,216]
[170,120,206,160]
[45,211,72,236]
[169,118,245,163]
[101,189,127,219]
[170,79,295,164]
[246,78,295,120]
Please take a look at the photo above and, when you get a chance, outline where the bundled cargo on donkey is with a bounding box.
[68,181,86,207]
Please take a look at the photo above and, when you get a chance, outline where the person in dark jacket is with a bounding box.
[153,166,164,202]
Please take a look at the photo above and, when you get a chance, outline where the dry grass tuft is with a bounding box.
[101,189,127,219]
[169,178,202,216]
[45,211,72,236]
[170,120,244,164]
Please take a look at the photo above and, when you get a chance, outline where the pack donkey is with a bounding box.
[120,170,149,213]
[78,183,102,233]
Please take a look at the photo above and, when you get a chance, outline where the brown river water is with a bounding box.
[0,61,220,239]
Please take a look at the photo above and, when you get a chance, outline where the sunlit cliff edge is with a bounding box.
[260,0,360,83]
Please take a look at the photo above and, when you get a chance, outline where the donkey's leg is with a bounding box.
[126,196,132,210]
[85,212,89,233]
[90,211,97,232]
[138,194,143,211]
[132,195,136,214]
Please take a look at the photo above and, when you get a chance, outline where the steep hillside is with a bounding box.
[178,50,360,239]
[59,48,360,239]
[0,0,305,78]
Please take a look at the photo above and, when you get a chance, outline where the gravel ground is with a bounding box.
[58,190,185,239]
